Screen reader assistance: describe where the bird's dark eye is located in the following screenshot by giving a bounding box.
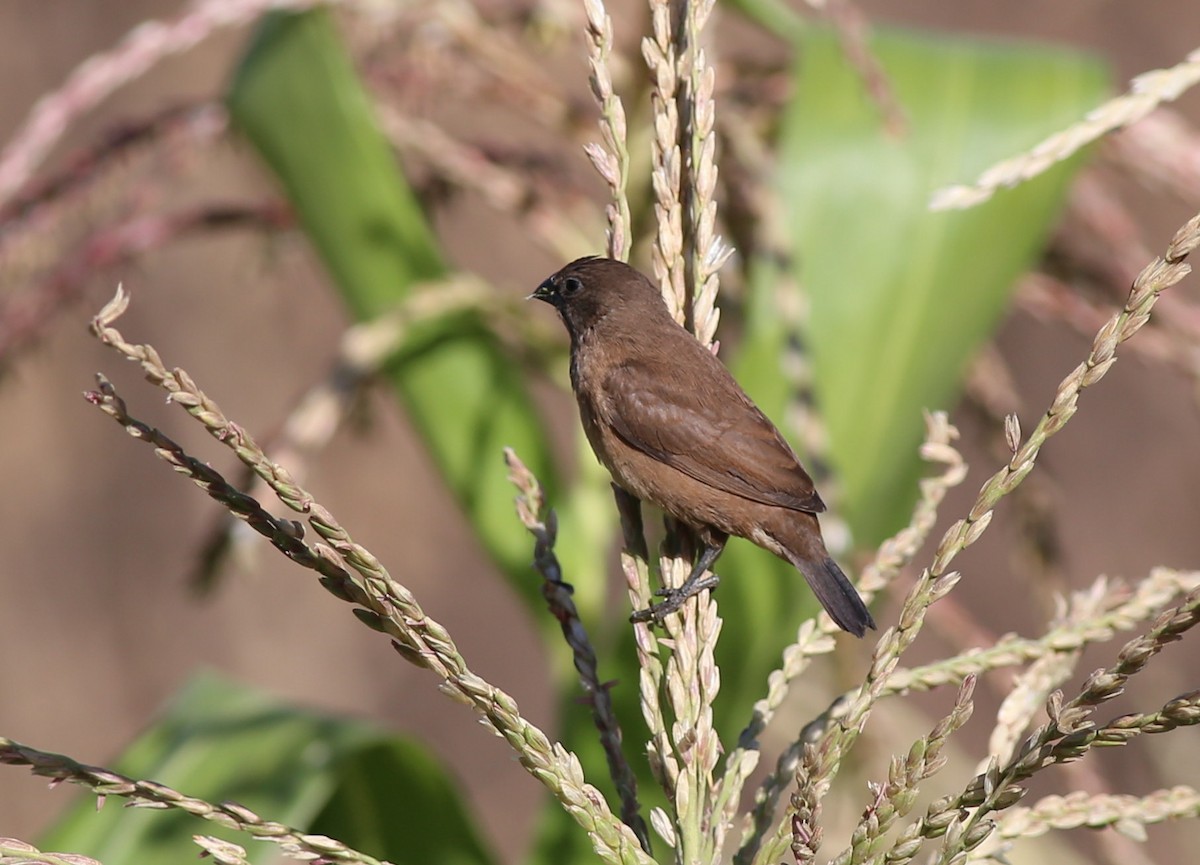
[561,276,584,297]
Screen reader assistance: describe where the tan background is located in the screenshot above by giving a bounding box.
[1,1,1198,863]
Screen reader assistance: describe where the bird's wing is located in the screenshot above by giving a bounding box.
[602,359,826,513]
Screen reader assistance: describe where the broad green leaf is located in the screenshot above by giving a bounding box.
[722,0,807,42]
[226,10,442,305]
[779,29,1109,543]
[39,673,495,865]
[226,10,559,611]
[312,739,498,865]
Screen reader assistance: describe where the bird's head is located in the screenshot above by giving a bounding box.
[531,256,666,339]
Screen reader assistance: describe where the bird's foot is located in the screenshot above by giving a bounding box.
[630,573,720,625]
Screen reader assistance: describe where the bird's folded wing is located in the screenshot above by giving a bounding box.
[602,360,826,513]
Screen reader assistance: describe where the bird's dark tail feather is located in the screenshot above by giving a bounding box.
[795,556,875,638]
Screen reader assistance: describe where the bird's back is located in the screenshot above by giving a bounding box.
[583,290,826,516]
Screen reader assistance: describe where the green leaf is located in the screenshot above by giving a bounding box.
[722,0,807,42]
[313,740,498,865]
[39,673,496,865]
[226,10,443,305]
[226,10,559,611]
[778,28,1109,543]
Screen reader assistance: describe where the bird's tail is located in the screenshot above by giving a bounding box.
[762,511,876,637]
[791,554,876,638]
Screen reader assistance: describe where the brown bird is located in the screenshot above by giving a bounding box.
[532,256,875,637]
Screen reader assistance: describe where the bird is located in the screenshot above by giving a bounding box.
[531,256,875,637]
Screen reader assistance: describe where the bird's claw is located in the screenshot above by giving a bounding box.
[630,574,720,625]
[629,604,668,626]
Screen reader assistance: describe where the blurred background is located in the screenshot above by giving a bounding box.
[1,1,1198,863]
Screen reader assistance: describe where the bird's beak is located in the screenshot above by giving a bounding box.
[529,281,555,303]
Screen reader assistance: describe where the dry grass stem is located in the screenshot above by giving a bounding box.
[0,202,290,366]
[192,835,253,865]
[0,739,384,865]
[0,102,220,233]
[598,0,686,815]
[747,566,1200,857]
[612,487,678,805]
[378,107,591,261]
[831,676,976,865]
[986,786,1200,851]
[84,290,653,865]
[583,0,632,260]
[0,0,343,212]
[0,837,104,865]
[746,209,1200,865]
[932,46,1200,210]
[681,0,726,345]
[644,0,686,321]
[1051,759,1163,865]
[881,569,1200,700]
[728,412,965,865]
[923,591,1200,865]
[0,103,227,370]
[984,578,1127,768]
[0,840,103,865]
[602,1,681,805]
[657,544,723,864]
[613,2,730,860]
[505,449,652,854]
[1039,171,1200,387]
[824,0,906,136]
[1106,108,1200,203]
[1022,273,1200,397]
[434,0,568,126]
[915,207,1198,591]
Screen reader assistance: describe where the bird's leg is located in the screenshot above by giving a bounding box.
[630,537,725,625]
